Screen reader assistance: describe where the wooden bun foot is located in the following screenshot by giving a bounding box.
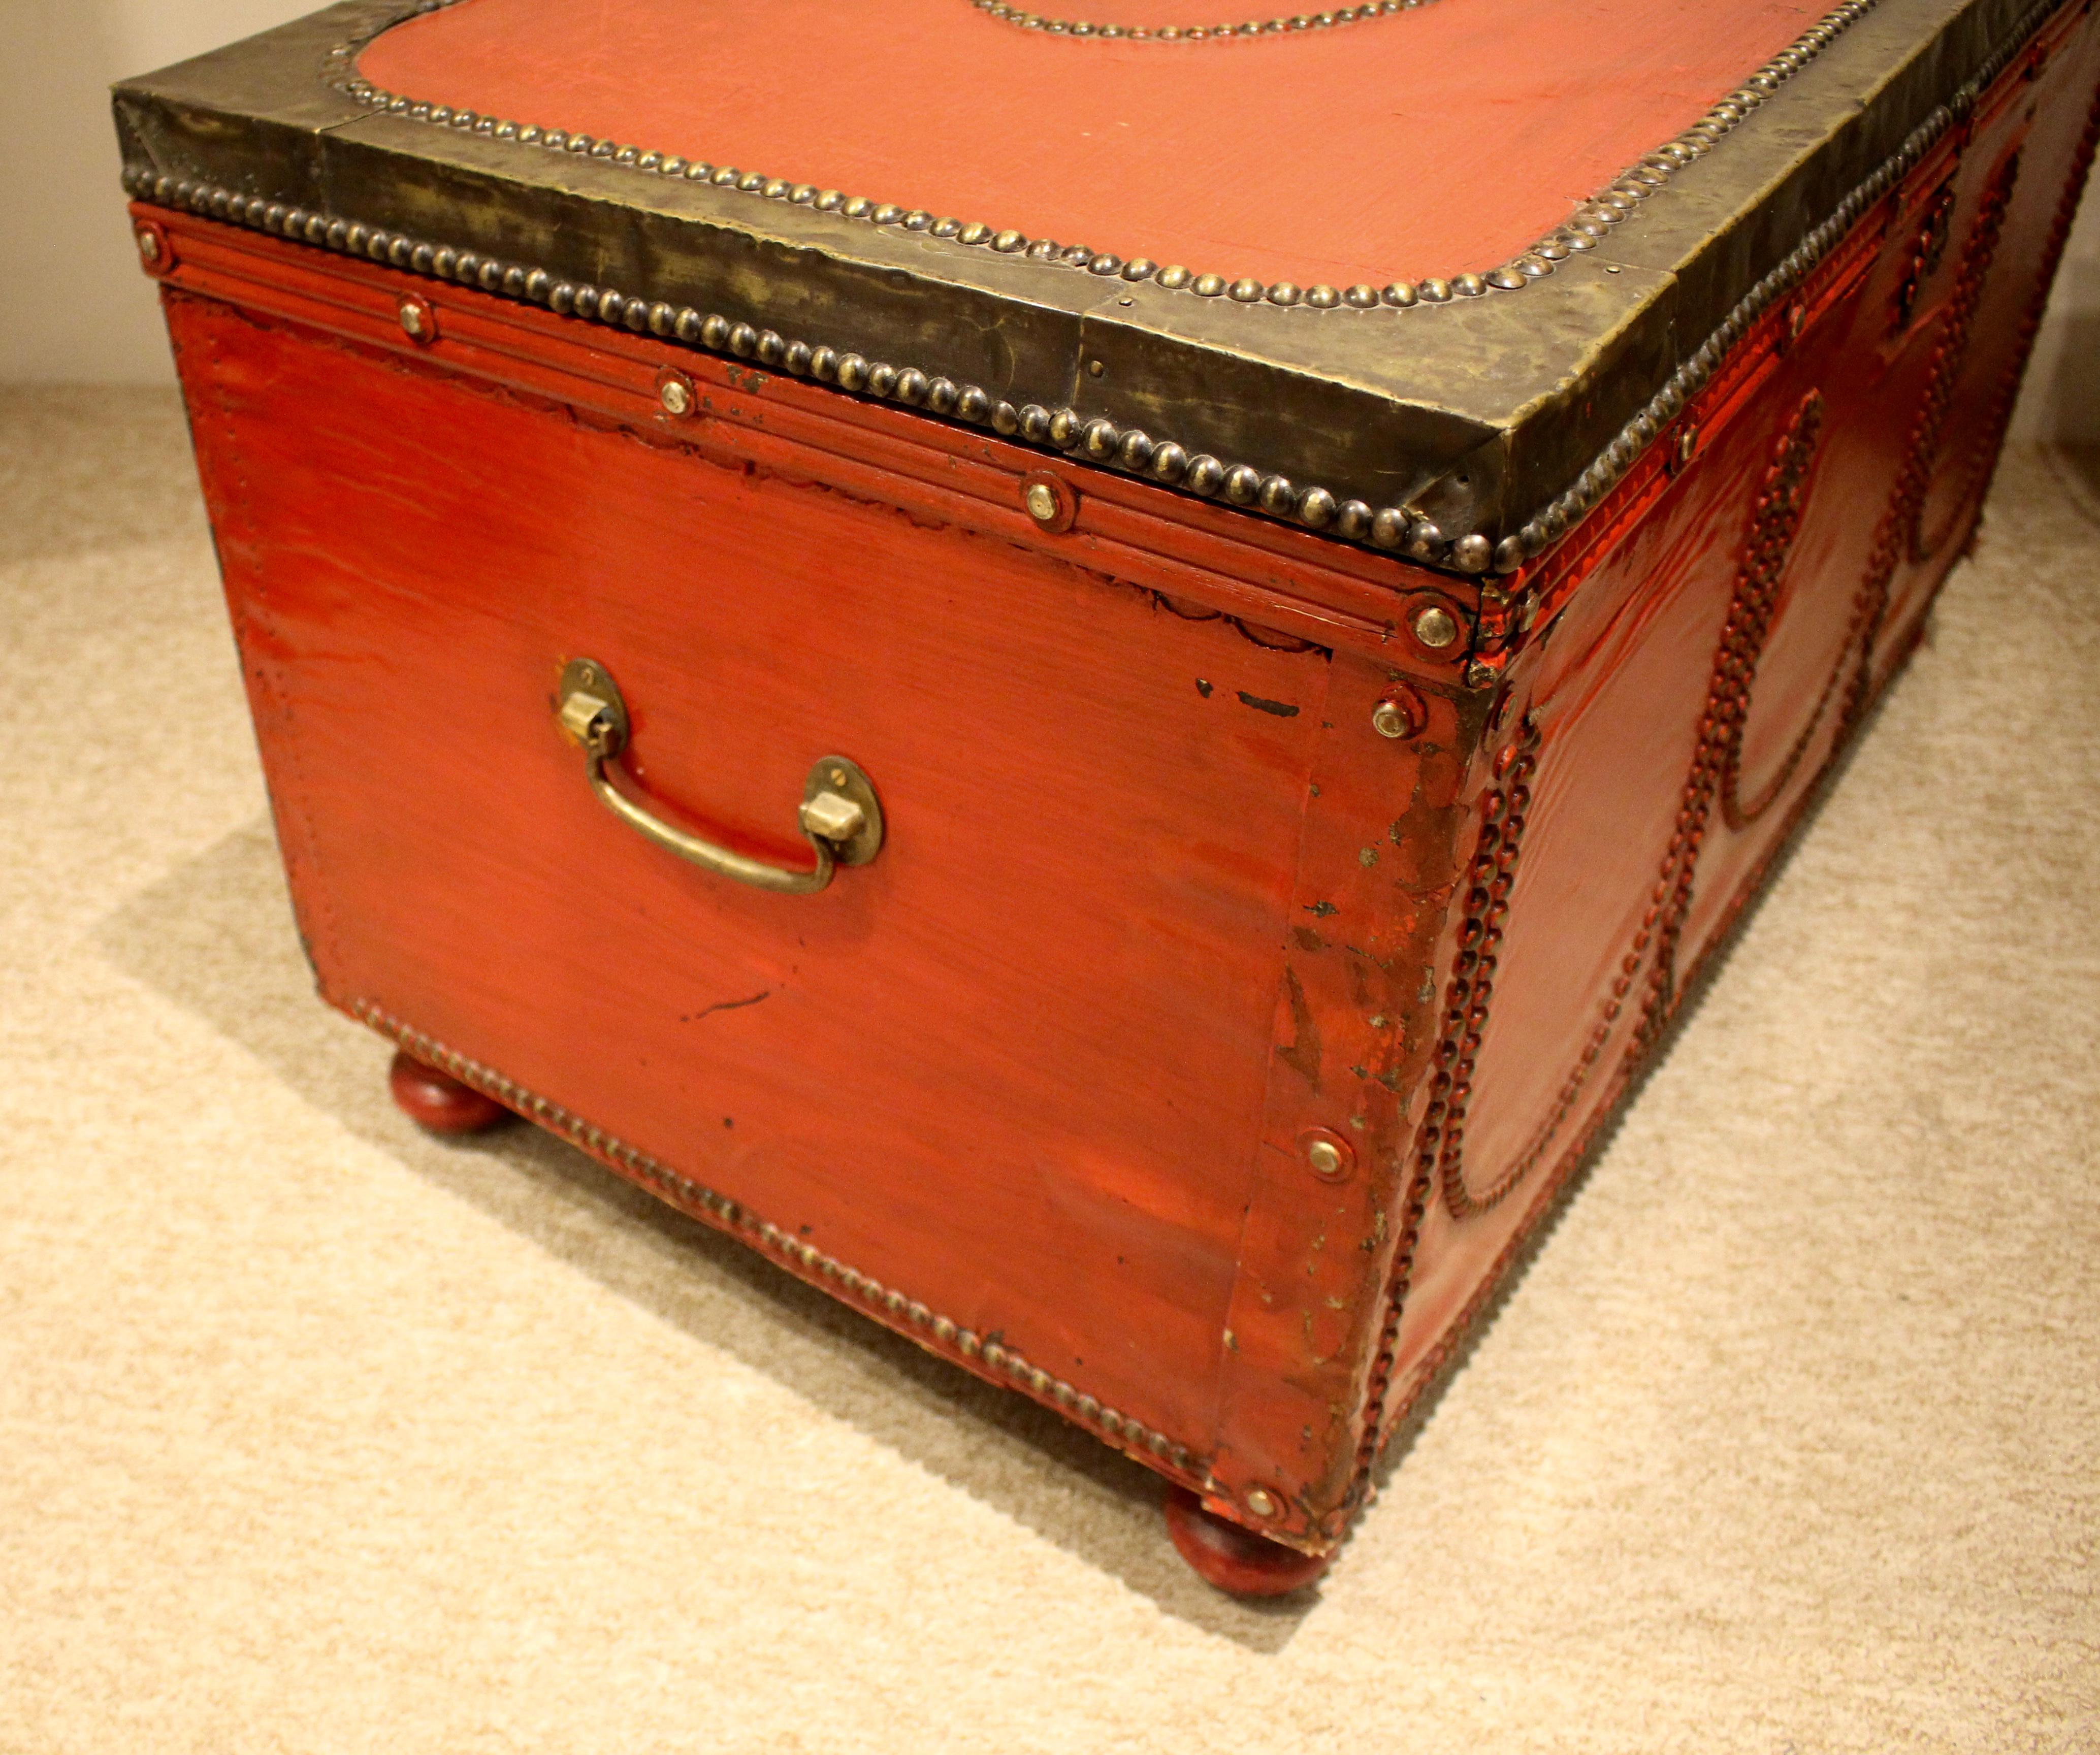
[1165,1487,1331,1597]
[387,1050,509,1134]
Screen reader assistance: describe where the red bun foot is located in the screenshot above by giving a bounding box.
[387,1050,510,1134]
[1165,1487,1331,1597]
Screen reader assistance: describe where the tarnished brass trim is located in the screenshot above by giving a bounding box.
[969,0,1437,44]
[1502,0,2072,572]
[347,999,1209,1485]
[326,0,1886,310]
[555,657,884,895]
[121,168,1480,570]
[122,0,2078,580]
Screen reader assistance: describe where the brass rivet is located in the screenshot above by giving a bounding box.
[660,378,692,416]
[1245,1488,1279,1519]
[1303,1130,1354,1182]
[1412,605,1460,649]
[135,229,160,263]
[1025,481,1059,524]
[829,767,847,787]
[1465,660,1497,690]
[397,299,427,339]
[1370,687,1426,741]
[1087,359,1105,377]
[1677,426,1699,467]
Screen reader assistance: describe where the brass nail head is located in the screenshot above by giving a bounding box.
[136,229,160,263]
[1245,1488,1279,1519]
[1465,660,1497,690]
[1025,481,1059,524]
[1412,605,1460,649]
[1370,686,1426,741]
[1302,1130,1355,1182]
[659,378,692,416]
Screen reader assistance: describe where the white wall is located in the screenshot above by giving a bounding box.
[1,0,2096,437]
[1,0,315,384]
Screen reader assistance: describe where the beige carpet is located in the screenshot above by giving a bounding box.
[3,386,2095,1753]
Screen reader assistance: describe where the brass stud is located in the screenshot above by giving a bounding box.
[396,296,435,343]
[659,377,692,416]
[1412,605,1461,649]
[1371,686,1426,740]
[1302,1131,1354,1181]
[1025,481,1058,524]
[135,228,160,264]
[240,0,1910,608]
[1245,1488,1279,1519]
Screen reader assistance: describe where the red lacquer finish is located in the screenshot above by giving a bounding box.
[1164,1488,1332,1597]
[359,0,1825,287]
[389,1050,511,1133]
[1367,8,2100,1474]
[137,0,2100,1594]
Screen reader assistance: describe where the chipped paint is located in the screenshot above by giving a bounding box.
[1237,690,1301,718]
[1277,964,1322,1088]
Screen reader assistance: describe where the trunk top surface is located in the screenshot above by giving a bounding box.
[357,0,1819,291]
[113,0,2088,578]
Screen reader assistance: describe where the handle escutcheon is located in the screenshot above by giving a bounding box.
[555,657,883,895]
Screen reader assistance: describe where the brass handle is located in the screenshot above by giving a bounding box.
[555,658,884,896]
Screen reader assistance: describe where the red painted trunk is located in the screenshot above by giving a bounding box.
[118,0,2100,1579]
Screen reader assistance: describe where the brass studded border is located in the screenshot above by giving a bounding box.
[126,0,2073,577]
[969,0,1435,44]
[1420,388,1833,1240]
[1347,67,2099,1521]
[1507,0,2073,576]
[1925,83,2100,563]
[331,0,1885,312]
[1907,152,2024,564]
[119,162,1498,573]
[1719,391,1834,832]
[349,1000,1209,1479]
